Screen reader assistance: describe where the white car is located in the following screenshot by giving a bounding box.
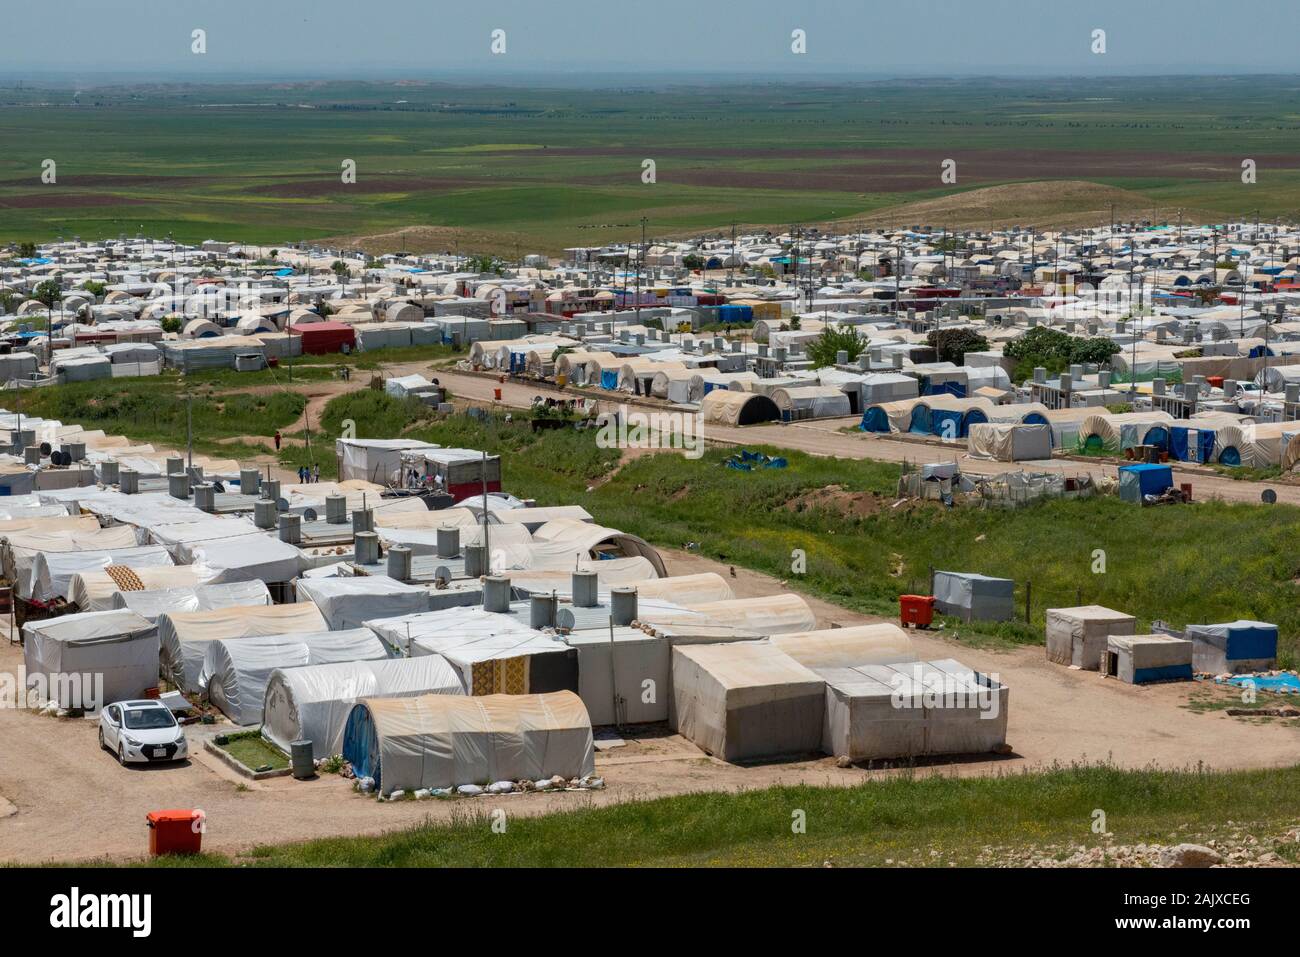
[99,700,189,765]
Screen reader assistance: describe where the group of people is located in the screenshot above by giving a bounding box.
[297,464,321,484]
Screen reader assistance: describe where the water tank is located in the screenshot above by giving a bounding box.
[240,469,261,496]
[254,499,277,529]
[483,575,511,613]
[261,478,281,503]
[193,483,215,512]
[530,594,557,630]
[610,586,638,626]
[354,530,380,565]
[464,543,486,578]
[278,513,302,545]
[387,545,412,582]
[120,469,139,494]
[290,740,315,780]
[352,508,374,535]
[99,460,120,485]
[325,494,347,524]
[166,456,183,476]
[571,570,598,608]
[436,525,460,559]
[23,446,40,465]
[168,472,190,500]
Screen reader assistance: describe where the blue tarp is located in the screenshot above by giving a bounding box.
[1214,672,1299,693]
[861,407,890,432]
[1189,621,1279,661]
[1118,463,1173,499]
[1169,426,1215,463]
[600,369,619,390]
[341,704,378,786]
[1132,664,1194,684]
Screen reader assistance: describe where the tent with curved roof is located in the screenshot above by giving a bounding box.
[1076,410,1175,454]
[629,572,734,605]
[158,602,328,693]
[112,579,269,622]
[263,656,464,759]
[342,691,594,795]
[555,351,618,386]
[699,389,780,426]
[770,624,917,669]
[1211,421,1289,468]
[71,564,215,613]
[770,385,852,420]
[531,518,667,577]
[294,575,431,631]
[636,593,816,635]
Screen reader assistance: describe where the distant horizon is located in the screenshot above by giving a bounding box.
[3,69,1300,90]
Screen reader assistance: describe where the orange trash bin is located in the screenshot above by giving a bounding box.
[147,809,204,856]
[899,594,936,629]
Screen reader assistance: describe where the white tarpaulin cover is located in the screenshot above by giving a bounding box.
[770,624,916,669]
[263,656,464,759]
[643,594,817,635]
[966,423,1052,462]
[29,545,174,602]
[671,640,825,762]
[1045,605,1136,670]
[815,658,1008,761]
[23,609,158,709]
[932,571,1016,622]
[563,627,670,725]
[294,576,431,631]
[112,580,270,621]
[342,691,596,793]
[198,628,389,725]
[187,533,304,584]
[365,607,577,696]
[159,602,328,692]
[5,524,143,598]
[71,564,216,612]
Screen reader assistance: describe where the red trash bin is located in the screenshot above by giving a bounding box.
[147,809,204,856]
[899,594,936,629]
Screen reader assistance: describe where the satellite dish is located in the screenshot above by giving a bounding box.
[1261,488,1277,504]
[50,450,64,466]
[555,608,576,631]
[212,481,225,494]
[276,497,290,513]
[302,507,318,522]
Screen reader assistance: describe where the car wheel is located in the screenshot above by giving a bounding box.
[117,743,127,766]
[98,728,106,751]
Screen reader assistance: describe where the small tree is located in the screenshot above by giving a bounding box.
[81,280,106,299]
[928,327,989,365]
[806,326,867,369]
[33,279,62,309]
[17,242,37,258]
[161,315,183,334]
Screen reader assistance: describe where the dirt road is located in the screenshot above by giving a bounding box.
[2,547,1296,864]
[431,368,1300,506]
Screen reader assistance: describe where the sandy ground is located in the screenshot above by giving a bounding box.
[1,545,1297,864]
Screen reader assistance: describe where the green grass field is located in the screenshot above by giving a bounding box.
[4,76,1300,253]
[138,763,1300,867]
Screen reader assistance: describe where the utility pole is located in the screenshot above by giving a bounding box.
[186,391,193,469]
[636,216,647,329]
[729,220,737,288]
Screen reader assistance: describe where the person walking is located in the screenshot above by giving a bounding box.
[274,430,282,451]
[298,465,307,484]
[312,463,321,484]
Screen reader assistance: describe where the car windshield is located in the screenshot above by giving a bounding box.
[123,708,176,730]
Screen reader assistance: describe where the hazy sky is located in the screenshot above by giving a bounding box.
[4,0,1296,80]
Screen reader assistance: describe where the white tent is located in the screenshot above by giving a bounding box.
[28,545,173,602]
[263,656,464,759]
[23,609,158,709]
[112,579,270,621]
[198,628,389,726]
[366,607,578,695]
[1046,605,1136,670]
[187,533,304,584]
[967,422,1052,461]
[158,602,328,692]
[4,524,143,598]
[814,658,1008,761]
[71,564,216,612]
[342,691,595,794]
[671,640,825,762]
[294,575,431,631]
